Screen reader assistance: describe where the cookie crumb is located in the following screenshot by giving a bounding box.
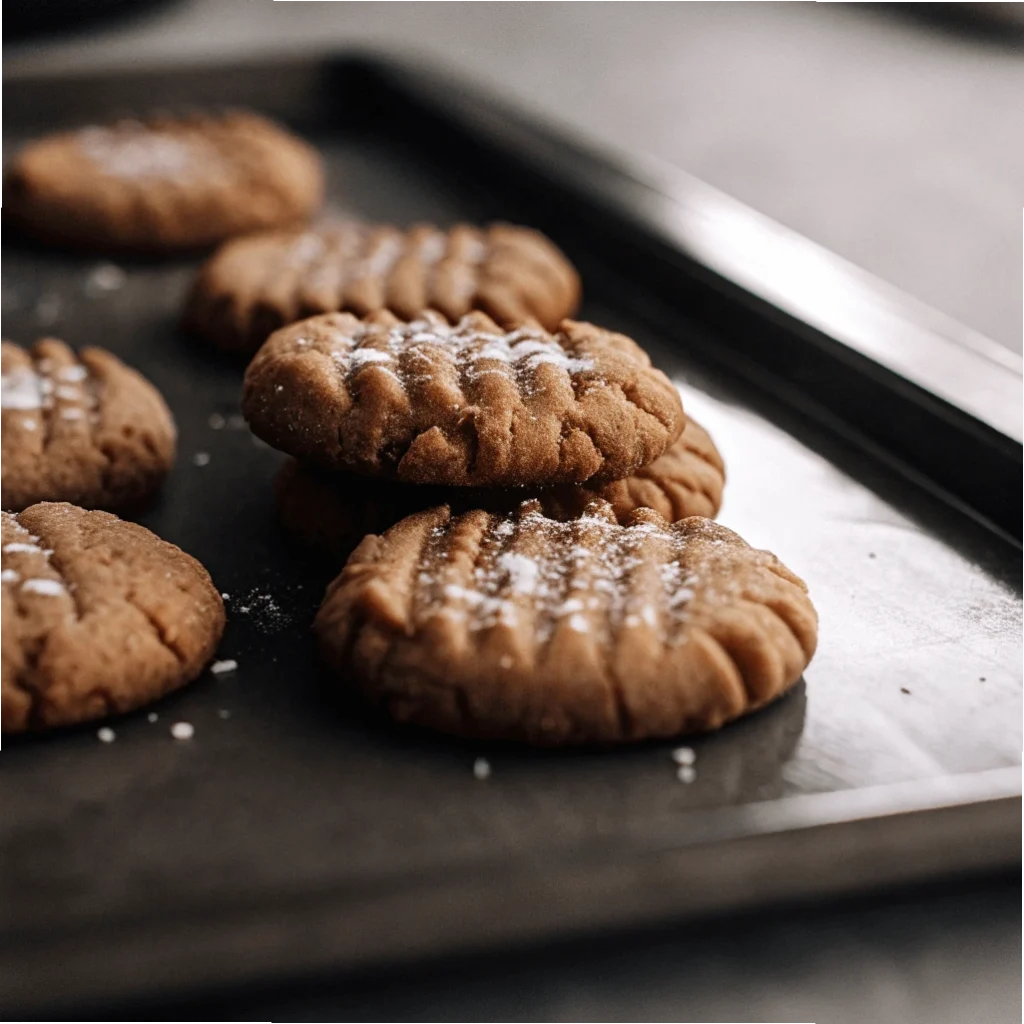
[217,708,231,719]
[671,746,696,766]
[472,757,492,780]
[676,764,697,784]
[170,721,194,741]
[210,659,238,675]
[900,687,911,695]
[208,412,226,430]
[84,262,126,297]
[192,452,211,467]
[97,726,116,743]
[221,592,230,601]
[147,712,158,723]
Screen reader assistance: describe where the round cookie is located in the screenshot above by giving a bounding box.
[3,111,323,253]
[2,502,225,732]
[275,418,725,561]
[2,339,176,513]
[243,310,684,488]
[314,500,817,746]
[184,221,581,354]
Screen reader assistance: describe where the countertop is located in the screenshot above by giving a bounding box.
[4,3,1021,1022]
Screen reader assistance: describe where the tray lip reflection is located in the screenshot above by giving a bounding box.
[1,48,1020,1014]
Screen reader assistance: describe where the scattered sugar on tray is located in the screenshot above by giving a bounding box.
[147,712,159,723]
[83,263,126,297]
[676,765,697,784]
[472,757,492,781]
[231,587,293,633]
[97,727,116,743]
[192,452,211,467]
[217,709,232,720]
[671,746,696,766]
[208,412,226,430]
[227,413,246,430]
[170,721,194,741]
[210,659,238,675]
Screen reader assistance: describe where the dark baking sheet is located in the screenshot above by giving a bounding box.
[1,54,1021,1015]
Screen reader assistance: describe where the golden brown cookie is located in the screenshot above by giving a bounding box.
[315,500,817,746]
[3,111,323,253]
[2,339,176,513]
[275,418,725,561]
[2,502,225,732]
[243,310,684,488]
[184,221,581,354]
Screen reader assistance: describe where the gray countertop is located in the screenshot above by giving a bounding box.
[4,3,1021,1022]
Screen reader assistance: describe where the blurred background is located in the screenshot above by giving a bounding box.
[5,1,1023,354]
[4,3,1021,1022]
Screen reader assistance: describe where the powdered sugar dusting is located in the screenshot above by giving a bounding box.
[77,125,198,180]
[329,312,597,395]
[420,501,697,644]
[21,578,66,597]
[1,354,96,423]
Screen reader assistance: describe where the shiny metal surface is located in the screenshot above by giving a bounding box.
[0,54,1020,1014]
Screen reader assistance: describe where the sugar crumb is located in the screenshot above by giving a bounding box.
[676,765,697,784]
[472,757,492,780]
[192,452,211,467]
[210,659,238,675]
[671,746,696,766]
[97,726,116,743]
[170,721,194,741]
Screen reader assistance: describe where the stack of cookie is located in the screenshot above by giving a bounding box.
[231,255,815,745]
[181,217,726,563]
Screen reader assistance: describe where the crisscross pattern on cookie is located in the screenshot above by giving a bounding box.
[315,501,818,745]
[185,221,581,352]
[1,339,176,512]
[2,503,224,732]
[243,310,684,487]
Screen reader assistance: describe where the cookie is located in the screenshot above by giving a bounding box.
[2,502,225,732]
[3,111,323,252]
[184,221,581,354]
[275,418,725,561]
[314,501,817,746]
[243,310,684,488]
[2,339,176,512]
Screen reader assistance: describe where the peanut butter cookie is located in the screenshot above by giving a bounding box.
[315,500,817,745]
[243,310,684,488]
[2,502,225,732]
[2,339,176,512]
[3,111,323,252]
[185,221,580,353]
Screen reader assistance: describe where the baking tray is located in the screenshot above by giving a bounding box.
[1,52,1020,1015]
